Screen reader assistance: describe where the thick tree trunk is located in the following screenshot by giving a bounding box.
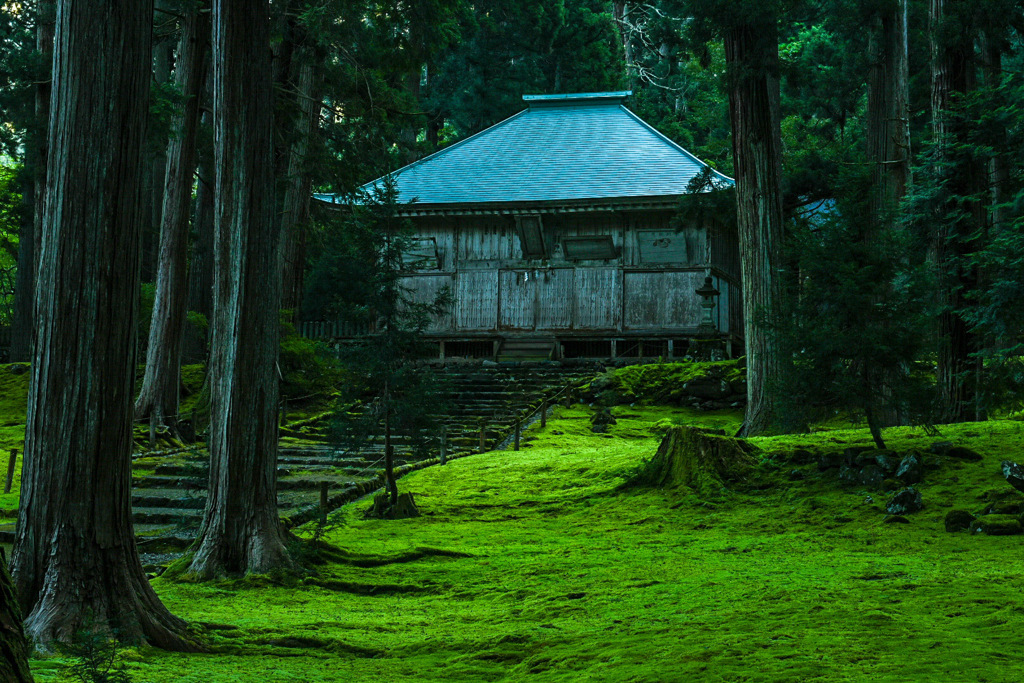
[724,21,786,437]
[930,0,979,423]
[136,4,211,425]
[187,0,292,578]
[10,0,195,650]
[0,551,33,682]
[9,4,55,363]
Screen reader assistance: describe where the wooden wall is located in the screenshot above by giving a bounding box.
[399,209,741,337]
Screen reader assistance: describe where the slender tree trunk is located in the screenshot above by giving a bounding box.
[10,0,196,650]
[384,407,397,506]
[0,551,33,682]
[725,21,785,437]
[187,0,292,578]
[183,106,215,364]
[867,0,911,214]
[612,2,635,90]
[9,4,55,362]
[142,0,176,283]
[930,0,979,423]
[867,0,911,426]
[136,3,211,425]
[279,57,320,317]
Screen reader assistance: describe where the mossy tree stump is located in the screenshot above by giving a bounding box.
[626,426,758,496]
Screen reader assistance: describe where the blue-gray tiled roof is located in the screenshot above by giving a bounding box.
[315,92,732,207]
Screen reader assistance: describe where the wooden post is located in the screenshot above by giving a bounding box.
[319,481,329,523]
[514,418,521,451]
[478,428,487,453]
[541,399,547,428]
[668,339,675,358]
[4,449,18,494]
[439,340,445,361]
[440,425,447,465]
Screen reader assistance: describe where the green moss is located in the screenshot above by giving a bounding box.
[588,360,744,405]
[27,406,1012,682]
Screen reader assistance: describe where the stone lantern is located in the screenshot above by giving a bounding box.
[695,275,720,337]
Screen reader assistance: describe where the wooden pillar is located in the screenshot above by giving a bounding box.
[439,340,445,361]
[478,428,487,453]
[611,339,617,358]
[668,339,674,358]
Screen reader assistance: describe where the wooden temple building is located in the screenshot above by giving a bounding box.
[313,91,740,360]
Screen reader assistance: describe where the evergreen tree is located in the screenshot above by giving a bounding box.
[328,178,451,516]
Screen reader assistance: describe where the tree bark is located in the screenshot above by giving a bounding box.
[187,0,292,578]
[10,0,196,650]
[929,0,979,423]
[279,56,320,317]
[142,0,177,283]
[866,0,911,427]
[0,551,33,682]
[9,4,55,363]
[867,0,911,216]
[725,21,786,437]
[136,3,211,425]
[612,2,635,90]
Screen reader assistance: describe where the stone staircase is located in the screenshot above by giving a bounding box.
[125,361,600,566]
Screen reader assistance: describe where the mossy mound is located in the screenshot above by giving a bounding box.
[625,425,757,496]
[585,360,744,406]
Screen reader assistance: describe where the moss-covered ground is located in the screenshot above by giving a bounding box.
[26,405,1024,682]
[5,361,1024,680]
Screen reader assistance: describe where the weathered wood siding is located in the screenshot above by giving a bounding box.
[623,271,704,329]
[576,267,621,329]
[455,270,497,330]
[399,274,453,332]
[394,208,741,337]
[536,268,574,329]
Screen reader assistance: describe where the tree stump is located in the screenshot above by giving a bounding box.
[365,491,421,520]
[625,425,758,496]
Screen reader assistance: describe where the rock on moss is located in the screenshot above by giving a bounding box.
[886,487,923,515]
[1002,460,1024,494]
[944,509,976,532]
[969,514,1022,536]
[895,453,923,484]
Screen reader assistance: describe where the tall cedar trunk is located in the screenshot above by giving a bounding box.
[143,0,175,283]
[0,551,33,682]
[183,107,215,364]
[866,0,911,427]
[279,57,320,317]
[930,0,979,422]
[867,0,911,214]
[10,0,195,650]
[136,4,211,424]
[9,5,55,362]
[725,21,786,436]
[187,0,292,577]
